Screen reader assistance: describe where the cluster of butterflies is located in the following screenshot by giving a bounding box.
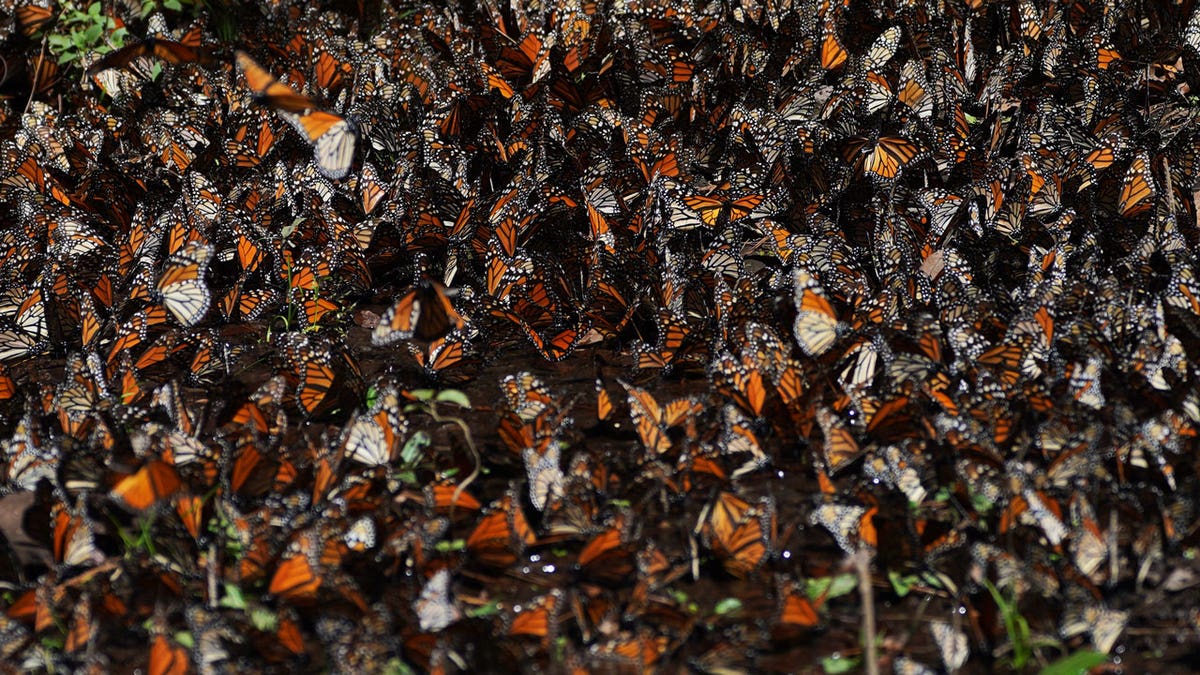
[3,0,1200,670]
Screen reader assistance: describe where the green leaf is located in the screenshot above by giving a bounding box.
[407,388,437,402]
[88,3,102,17]
[365,386,380,410]
[1038,650,1107,675]
[383,659,416,675]
[807,573,858,601]
[434,538,465,553]
[84,24,103,43]
[888,570,915,597]
[400,430,431,465]
[434,389,471,408]
[249,608,278,632]
[821,654,860,674]
[174,631,195,649]
[165,0,183,9]
[713,598,743,616]
[466,600,501,618]
[219,584,247,610]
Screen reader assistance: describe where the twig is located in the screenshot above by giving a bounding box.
[208,541,219,609]
[850,548,880,675]
[427,403,480,512]
[24,35,49,117]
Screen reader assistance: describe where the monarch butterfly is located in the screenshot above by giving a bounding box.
[703,491,774,578]
[410,330,472,381]
[681,193,766,228]
[578,519,637,583]
[621,380,703,456]
[337,515,375,555]
[507,590,562,639]
[371,280,465,345]
[864,26,902,70]
[820,21,848,70]
[111,460,183,511]
[523,442,564,511]
[52,500,100,567]
[636,310,693,370]
[722,406,767,475]
[777,585,821,632]
[63,595,96,654]
[815,406,862,473]
[861,70,894,116]
[1118,152,1155,219]
[596,380,614,422]
[810,502,875,553]
[426,483,482,513]
[792,267,843,357]
[15,4,54,38]
[149,633,190,675]
[710,353,767,417]
[87,38,215,74]
[268,537,323,603]
[897,60,932,118]
[415,569,462,632]
[357,162,387,215]
[521,321,586,362]
[235,51,357,179]
[156,241,211,328]
[1067,356,1104,409]
[466,492,536,568]
[1069,494,1107,582]
[279,334,338,415]
[342,387,407,467]
[917,188,964,244]
[501,371,559,423]
[841,135,921,180]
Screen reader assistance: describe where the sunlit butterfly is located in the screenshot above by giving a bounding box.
[342,387,407,467]
[1118,151,1155,219]
[111,460,183,512]
[792,266,843,357]
[703,491,775,578]
[523,441,564,511]
[840,135,921,180]
[507,590,563,640]
[680,193,766,228]
[235,50,357,179]
[930,621,969,671]
[156,241,212,328]
[415,569,462,632]
[621,380,703,457]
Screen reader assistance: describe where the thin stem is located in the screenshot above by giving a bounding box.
[427,404,480,513]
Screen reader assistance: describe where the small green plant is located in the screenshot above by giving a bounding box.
[45,2,128,66]
[466,600,500,619]
[115,510,161,557]
[1038,649,1108,675]
[821,652,861,674]
[983,579,1034,669]
[403,388,480,505]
